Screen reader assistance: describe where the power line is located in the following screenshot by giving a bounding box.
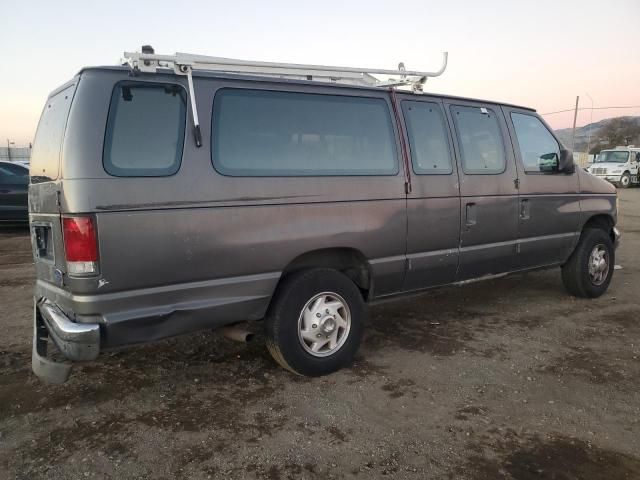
[542,105,640,115]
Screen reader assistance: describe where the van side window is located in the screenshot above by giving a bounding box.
[30,84,75,182]
[451,106,506,174]
[211,89,398,176]
[103,82,187,177]
[511,113,561,173]
[402,101,452,174]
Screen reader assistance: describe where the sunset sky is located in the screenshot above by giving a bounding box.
[1,0,639,145]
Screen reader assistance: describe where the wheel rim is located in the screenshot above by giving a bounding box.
[621,175,630,186]
[297,292,351,357]
[588,244,609,286]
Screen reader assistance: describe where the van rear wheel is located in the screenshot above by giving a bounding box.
[561,228,614,298]
[265,268,365,376]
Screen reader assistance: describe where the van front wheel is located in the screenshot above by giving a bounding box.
[561,228,614,298]
[265,268,365,376]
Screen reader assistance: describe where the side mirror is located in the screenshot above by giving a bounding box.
[558,149,575,173]
[539,152,559,172]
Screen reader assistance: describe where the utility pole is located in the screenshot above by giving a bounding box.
[585,93,593,157]
[6,139,11,162]
[571,96,579,152]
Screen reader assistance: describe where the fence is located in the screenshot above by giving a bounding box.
[573,152,595,168]
[0,146,31,162]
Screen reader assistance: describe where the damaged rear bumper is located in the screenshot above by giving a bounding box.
[32,299,100,384]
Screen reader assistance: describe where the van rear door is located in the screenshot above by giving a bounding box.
[29,80,78,287]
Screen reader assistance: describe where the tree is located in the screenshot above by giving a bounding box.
[590,118,640,153]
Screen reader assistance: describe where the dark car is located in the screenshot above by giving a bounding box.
[0,161,29,223]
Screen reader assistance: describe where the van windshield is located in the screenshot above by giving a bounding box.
[595,151,629,163]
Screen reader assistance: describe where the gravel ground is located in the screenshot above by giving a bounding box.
[1,189,639,480]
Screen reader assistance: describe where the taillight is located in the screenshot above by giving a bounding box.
[62,216,99,275]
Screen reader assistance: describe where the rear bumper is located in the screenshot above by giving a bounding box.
[32,299,100,384]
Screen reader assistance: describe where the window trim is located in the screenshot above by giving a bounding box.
[510,111,564,176]
[210,87,400,178]
[450,104,507,176]
[401,100,453,176]
[102,80,188,178]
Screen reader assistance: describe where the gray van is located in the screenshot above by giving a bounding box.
[29,49,620,383]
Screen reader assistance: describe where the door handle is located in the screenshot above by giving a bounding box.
[465,202,477,227]
[520,199,530,220]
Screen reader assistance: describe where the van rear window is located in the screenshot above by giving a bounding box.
[103,82,186,177]
[211,89,398,176]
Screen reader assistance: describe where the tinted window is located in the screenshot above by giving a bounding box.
[31,84,75,181]
[402,101,452,174]
[0,163,28,176]
[451,106,506,174]
[0,163,28,185]
[104,83,186,177]
[212,89,398,176]
[511,113,561,173]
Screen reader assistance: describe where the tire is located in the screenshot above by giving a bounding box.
[265,268,365,376]
[619,172,631,188]
[561,228,614,298]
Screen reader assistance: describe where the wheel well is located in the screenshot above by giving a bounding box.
[281,248,372,300]
[583,214,615,242]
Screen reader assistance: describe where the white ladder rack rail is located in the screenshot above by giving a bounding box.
[122,49,448,147]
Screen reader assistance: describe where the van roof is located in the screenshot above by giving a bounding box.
[78,65,537,113]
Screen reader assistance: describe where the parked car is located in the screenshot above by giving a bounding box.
[0,161,29,223]
[29,50,620,384]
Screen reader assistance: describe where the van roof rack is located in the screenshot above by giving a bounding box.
[121,46,448,148]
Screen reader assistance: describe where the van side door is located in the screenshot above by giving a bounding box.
[444,100,520,280]
[398,95,461,291]
[504,108,581,268]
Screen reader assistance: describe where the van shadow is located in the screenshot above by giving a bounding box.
[364,269,568,357]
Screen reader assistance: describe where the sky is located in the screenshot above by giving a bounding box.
[1,0,639,145]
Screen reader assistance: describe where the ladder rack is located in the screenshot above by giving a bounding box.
[121,46,448,148]
[122,47,448,90]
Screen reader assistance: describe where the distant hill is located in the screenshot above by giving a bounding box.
[554,116,640,152]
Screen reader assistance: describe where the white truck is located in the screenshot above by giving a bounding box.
[587,146,640,188]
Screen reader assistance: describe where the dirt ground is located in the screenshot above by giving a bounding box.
[1,190,639,480]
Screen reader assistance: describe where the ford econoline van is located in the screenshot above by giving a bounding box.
[29,49,620,383]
